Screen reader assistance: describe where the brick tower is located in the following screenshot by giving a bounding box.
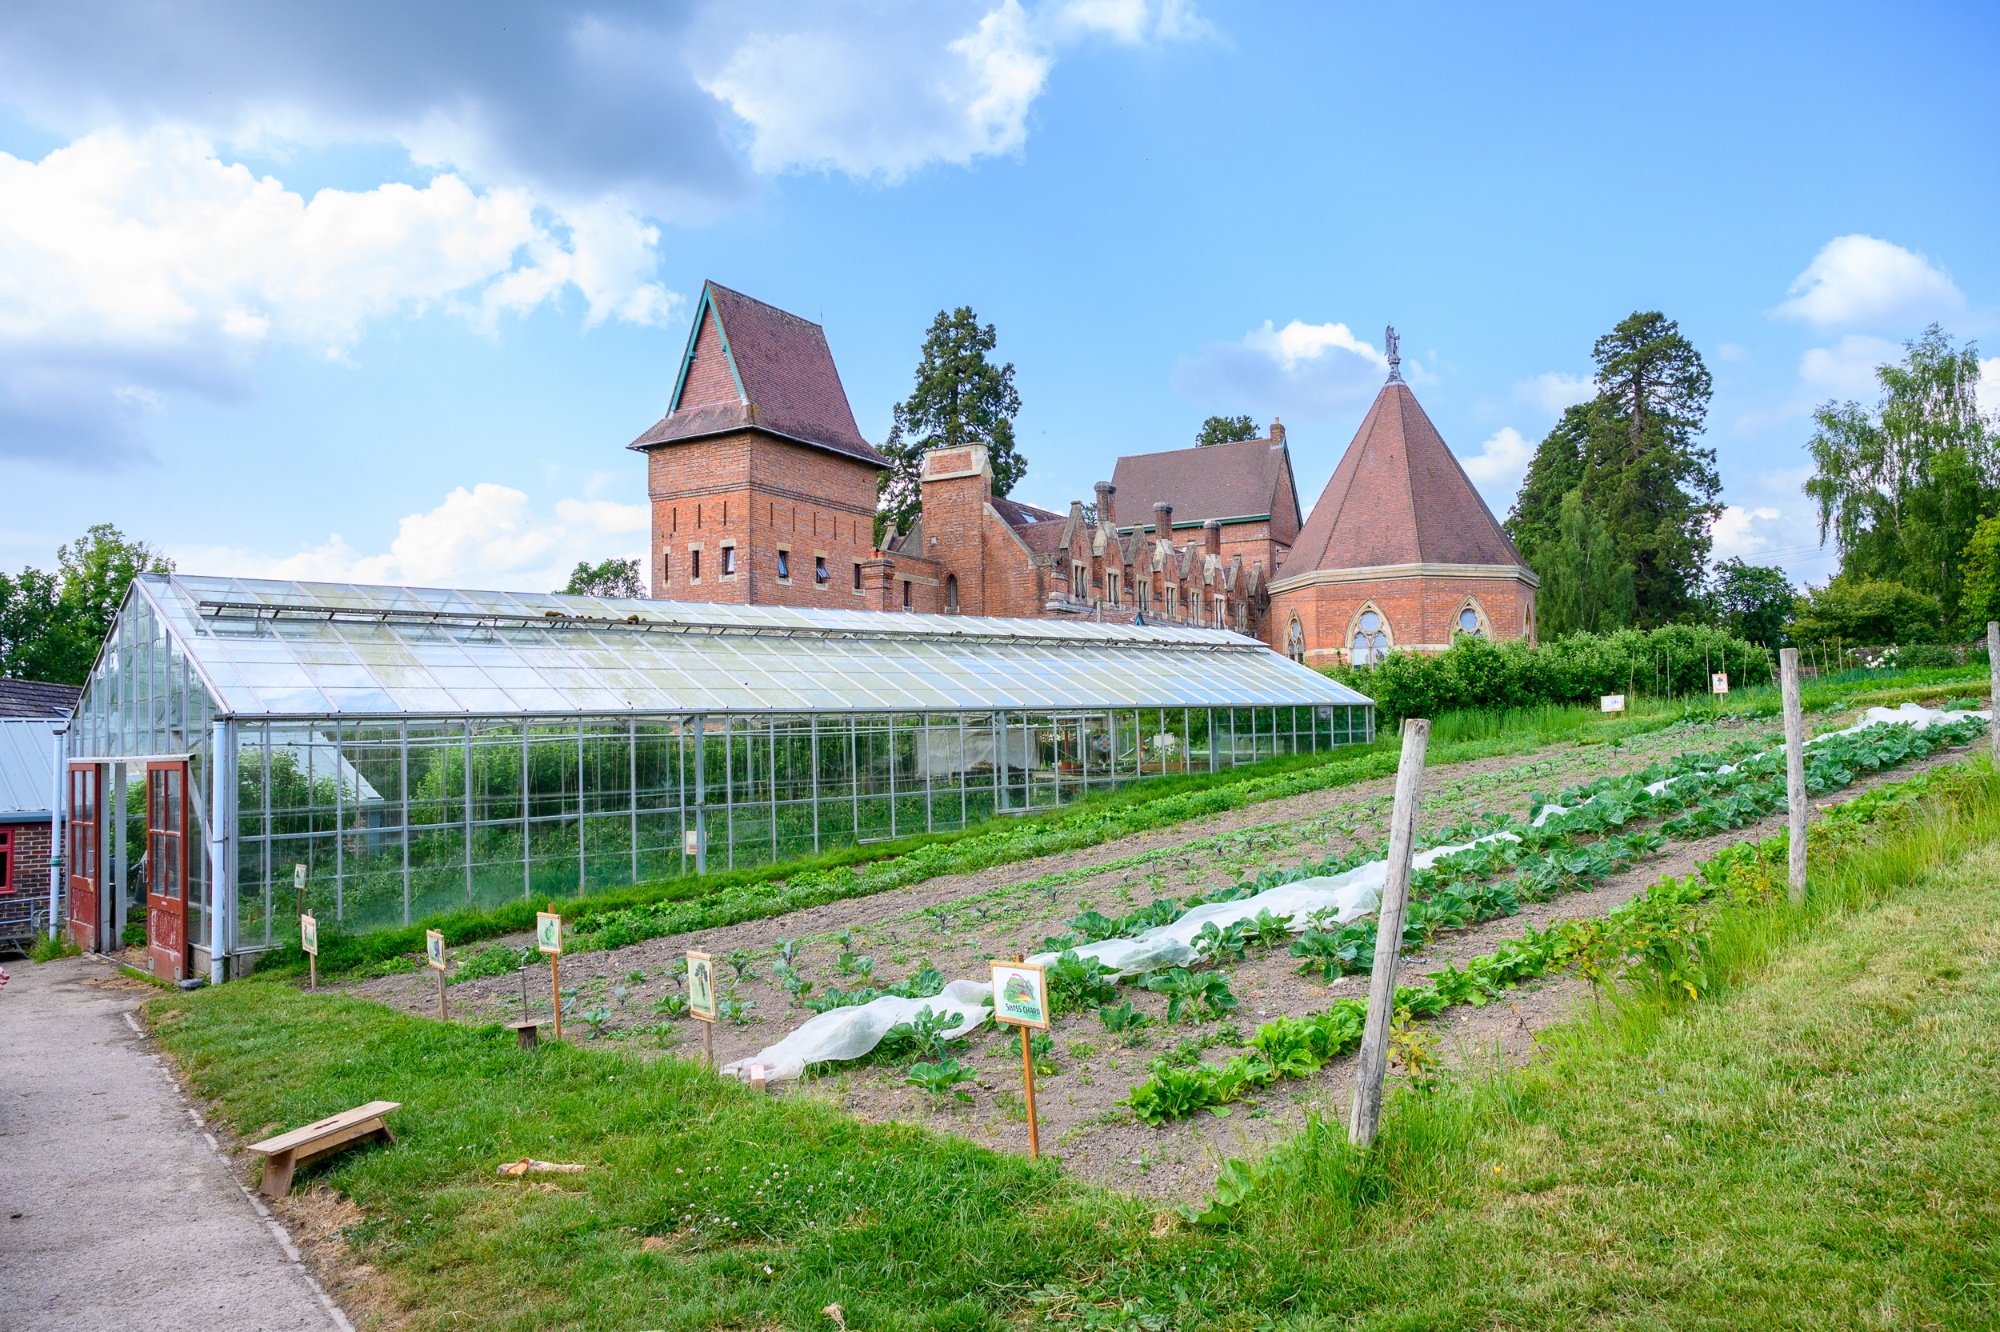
[629,282,888,607]
[1267,333,1538,665]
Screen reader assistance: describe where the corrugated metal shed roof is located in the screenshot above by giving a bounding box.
[131,574,1373,718]
[0,719,57,817]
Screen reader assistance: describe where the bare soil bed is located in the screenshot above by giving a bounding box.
[340,713,1973,1202]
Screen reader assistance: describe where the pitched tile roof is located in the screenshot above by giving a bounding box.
[1109,435,1301,536]
[0,678,79,719]
[990,495,1064,527]
[1282,382,1526,575]
[629,281,887,468]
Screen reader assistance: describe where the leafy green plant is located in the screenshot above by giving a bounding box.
[1098,1002,1152,1036]
[1245,909,1295,948]
[905,1059,977,1101]
[1191,920,1249,964]
[1047,949,1120,1014]
[579,1005,612,1039]
[28,933,80,963]
[1141,968,1237,1023]
[878,1006,965,1063]
[653,990,690,1019]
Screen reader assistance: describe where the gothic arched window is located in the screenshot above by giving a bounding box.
[1350,606,1391,665]
[1286,616,1306,664]
[1456,600,1487,638]
[946,574,959,614]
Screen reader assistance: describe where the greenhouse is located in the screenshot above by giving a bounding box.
[60,575,1373,980]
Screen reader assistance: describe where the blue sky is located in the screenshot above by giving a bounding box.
[0,0,1994,592]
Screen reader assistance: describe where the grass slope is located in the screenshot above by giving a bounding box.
[153,763,2000,1330]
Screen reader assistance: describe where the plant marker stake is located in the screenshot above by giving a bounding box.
[436,969,447,1020]
[547,904,563,1042]
[1988,622,1999,772]
[1015,955,1042,1160]
[1348,716,1430,1150]
[1781,648,1808,905]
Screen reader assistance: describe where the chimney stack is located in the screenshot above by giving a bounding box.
[1152,501,1173,536]
[1094,481,1116,527]
[1203,517,1222,559]
[1269,418,1285,445]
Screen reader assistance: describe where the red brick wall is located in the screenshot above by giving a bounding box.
[1269,575,1536,664]
[648,430,883,609]
[1,820,50,896]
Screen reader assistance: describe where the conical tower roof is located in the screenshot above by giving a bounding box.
[1281,381,1526,577]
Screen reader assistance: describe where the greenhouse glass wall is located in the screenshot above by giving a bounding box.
[63,576,1372,976]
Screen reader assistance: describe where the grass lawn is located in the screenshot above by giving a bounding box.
[151,762,2000,1330]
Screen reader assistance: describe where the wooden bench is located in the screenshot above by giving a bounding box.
[246,1100,400,1197]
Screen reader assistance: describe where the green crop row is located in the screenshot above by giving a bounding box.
[1118,718,1987,1126]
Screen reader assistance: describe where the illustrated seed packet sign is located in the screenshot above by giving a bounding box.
[536,910,563,956]
[293,863,307,893]
[990,961,1050,1030]
[1600,694,1626,714]
[686,951,719,1021]
[426,929,447,971]
[1712,673,1730,695]
[299,913,319,957]
[683,828,701,857]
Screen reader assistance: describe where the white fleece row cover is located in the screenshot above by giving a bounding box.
[724,704,1984,1082]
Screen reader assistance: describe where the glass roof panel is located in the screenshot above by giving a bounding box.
[138,574,1374,718]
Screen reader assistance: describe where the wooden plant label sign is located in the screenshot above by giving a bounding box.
[687,951,719,1021]
[536,911,563,956]
[1712,673,1730,695]
[990,961,1050,1030]
[293,863,307,893]
[299,913,319,957]
[425,929,447,971]
[1600,694,1626,714]
[683,827,701,857]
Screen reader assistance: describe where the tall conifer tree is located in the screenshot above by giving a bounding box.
[876,307,1024,542]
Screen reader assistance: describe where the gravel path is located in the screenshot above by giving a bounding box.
[0,955,350,1332]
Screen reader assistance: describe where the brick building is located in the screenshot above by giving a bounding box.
[633,281,1274,633]
[0,679,77,949]
[1267,350,1538,666]
[630,281,891,609]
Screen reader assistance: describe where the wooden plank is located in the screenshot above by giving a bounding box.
[1348,717,1430,1149]
[247,1100,400,1157]
[1781,647,1807,905]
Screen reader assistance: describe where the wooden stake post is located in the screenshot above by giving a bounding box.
[299,912,318,991]
[1988,622,1999,772]
[687,951,719,1065]
[1780,647,1808,905]
[536,907,564,1041]
[426,929,448,1019]
[991,956,1050,1159]
[1348,717,1431,1150]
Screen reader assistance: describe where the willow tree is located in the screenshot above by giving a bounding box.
[1804,325,1997,627]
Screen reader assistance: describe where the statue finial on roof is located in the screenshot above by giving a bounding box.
[1384,325,1402,384]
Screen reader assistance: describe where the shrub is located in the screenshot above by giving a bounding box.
[1328,624,1774,724]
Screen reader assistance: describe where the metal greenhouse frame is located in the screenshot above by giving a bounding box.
[62,575,1373,981]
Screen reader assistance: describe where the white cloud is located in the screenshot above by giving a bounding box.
[1517,371,1593,415]
[697,0,1207,180]
[1175,319,1392,420]
[1776,235,1964,329]
[1980,357,2000,418]
[178,483,650,592]
[1461,427,1535,487]
[1711,505,1782,560]
[0,128,676,463]
[1797,334,1900,401]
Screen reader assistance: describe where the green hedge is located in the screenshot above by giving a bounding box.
[1330,625,1775,725]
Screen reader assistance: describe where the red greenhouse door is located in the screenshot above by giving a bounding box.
[146,762,190,981]
[67,766,100,951]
